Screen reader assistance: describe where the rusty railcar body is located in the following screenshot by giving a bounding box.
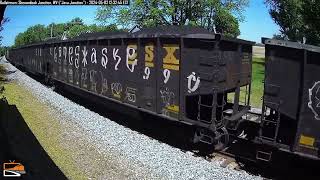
[256,39,320,161]
[7,27,254,149]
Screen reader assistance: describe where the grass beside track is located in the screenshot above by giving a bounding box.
[0,65,85,180]
[250,57,265,108]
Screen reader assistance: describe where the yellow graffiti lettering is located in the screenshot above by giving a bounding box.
[166,105,179,112]
[163,44,179,71]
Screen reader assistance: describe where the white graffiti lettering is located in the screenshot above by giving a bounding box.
[58,46,62,64]
[82,46,88,67]
[63,47,67,63]
[308,81,320,120]
[75,46,80,68]
[187,72,200,93]
[54,47,57,62]
[81,68,88,88]
[100,72,108,95]
[111,82,122,98]
[101,48,108,69]
[68,46,73,65]
[126,47,137,72]
[160,87,175,106]
[125,87,137,103]
[89,70,97,92]
[113,48,121,70]
[91,48,97,63]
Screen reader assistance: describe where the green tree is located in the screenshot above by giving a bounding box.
[0,46,9,56]
[68,24,89,38]
[14,24,49,46]
[266,0,320,45]
[13,17,119,47]
[95,0,249,37]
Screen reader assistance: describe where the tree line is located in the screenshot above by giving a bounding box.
[13,17,118,47]
[0,0,319,54]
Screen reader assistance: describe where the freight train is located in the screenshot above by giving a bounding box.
[6,26,320,162]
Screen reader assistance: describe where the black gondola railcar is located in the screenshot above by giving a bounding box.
[7,26,254,150]
[256,39,320,161]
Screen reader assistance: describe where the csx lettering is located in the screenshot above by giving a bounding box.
[145,44,154,67]
[163,44,179,71]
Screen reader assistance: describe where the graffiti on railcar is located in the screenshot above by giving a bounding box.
[68,69,73,83]
[46,43,205,115]
[160,87,179,116]
[160,44,180,117]
[81,46,88,67]
[74,69,80,86]
[112,48,121,70]
[187,72,200,93]
[308,81,320,120]
[50,44,160,78]
[74,46,80,69]
[160,87,175,106]
[111,82,122,99]
[100,72,108,95]
[89,70,98,92]
[126,44,138,72]
[81,68,88,89]
[63,46,68,80]
[125,87,137,103]
[101,47,108,69]
[68,47,73,65]
[91,48,97,64]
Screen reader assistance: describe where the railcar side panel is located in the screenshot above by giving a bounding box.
[295,49,320,157]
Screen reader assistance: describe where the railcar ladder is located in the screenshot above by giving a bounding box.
[197,88,225,130]
[259,101,281,143]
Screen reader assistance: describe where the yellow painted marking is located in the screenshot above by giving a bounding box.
[299,135,315,146]
[127,44,137,60]
[127,60,136,65]
[163,64,179,71]
[113,94,121,98]
[163,44,179,71]
[145,62,154,67]
[166,105,179,112]
[145,44,154,62]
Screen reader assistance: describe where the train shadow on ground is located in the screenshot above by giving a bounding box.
[0,97,67,179]
[24,72,320,179]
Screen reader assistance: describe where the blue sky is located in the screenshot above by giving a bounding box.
[1,1,279,46]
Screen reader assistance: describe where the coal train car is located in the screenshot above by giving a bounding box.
[7,26,254,150]
[6,26,320,162]
[255,39,320,161]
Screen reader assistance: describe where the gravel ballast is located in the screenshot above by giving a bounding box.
[3,58,261,180]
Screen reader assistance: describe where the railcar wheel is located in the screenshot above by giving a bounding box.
[192,127,229,151]
[213,127,229,151]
